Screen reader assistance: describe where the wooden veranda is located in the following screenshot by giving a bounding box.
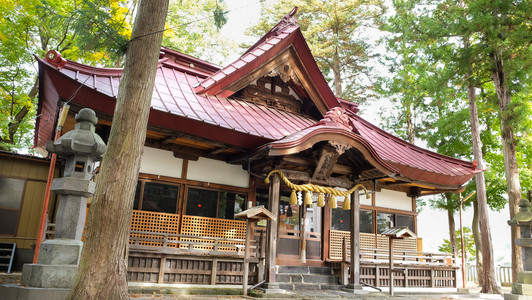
[124,210,457,287]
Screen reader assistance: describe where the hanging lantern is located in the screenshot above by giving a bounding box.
[328,194,337,209]
[317,193,325,207]
[342,195,350,210]
[304,191,313,206]
[290,190,297,205]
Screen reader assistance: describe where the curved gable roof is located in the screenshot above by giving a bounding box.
[34,9,479,190]
[193,7,340,114]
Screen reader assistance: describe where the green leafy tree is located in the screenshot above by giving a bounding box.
[379,0,532,290]
[439,227,476,262]
[0,0,132,152]
[247,0,385,103]
[163,0,232,65]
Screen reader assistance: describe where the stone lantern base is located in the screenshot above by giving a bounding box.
[505,271,532,300]
[21,239,82,289]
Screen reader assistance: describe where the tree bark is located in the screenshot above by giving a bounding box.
[66,1,168,299]
[332,49,342,97]
[491,54,523,283]
[446,194,458,260]
[468,84,501,293]
[472,200,483,286]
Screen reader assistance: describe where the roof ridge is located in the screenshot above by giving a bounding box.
[243,6,299,56]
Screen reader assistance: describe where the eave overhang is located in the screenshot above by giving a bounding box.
[256,124,398,179]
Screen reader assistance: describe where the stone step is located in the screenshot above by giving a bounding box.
[277,266,333,275]
[279,282,344,291]
[276,273,339,285]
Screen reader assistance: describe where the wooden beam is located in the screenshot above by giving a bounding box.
[312,144,340,181]
[280,169,354,189]
[281,155,354,175]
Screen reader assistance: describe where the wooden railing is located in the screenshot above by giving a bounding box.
[333,236,457,288]
[329,230,418,260]
[467,263,512,287]
[129,231,259,256]
[127,211,266,285]
[127,230,266,285]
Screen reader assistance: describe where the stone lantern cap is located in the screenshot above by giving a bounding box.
[46,108,106,159]
[508,198,532,227]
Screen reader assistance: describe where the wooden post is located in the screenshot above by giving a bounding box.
[211,258,218,285]
[389,238,394,296]
[349,189,361,287]
[242,219,252,296]
[340,237,349,285]
[266,173,280,283]
[300,204,306,263]
[158,255,166,283]
[258,230,265,283]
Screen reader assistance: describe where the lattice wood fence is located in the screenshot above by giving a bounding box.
[129,210,248,252]
[129,210,180,247]
[180,215,246,251]
[329,230,417,260]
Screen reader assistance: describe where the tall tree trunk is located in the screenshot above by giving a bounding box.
[472,200,483,286]
[468,85,501,293]
[66,1,169,299]
[491,54,523,283]
[446,194,458,260]
[332,49,342,97]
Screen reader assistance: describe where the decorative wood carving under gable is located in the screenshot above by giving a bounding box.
[236,75,304,113]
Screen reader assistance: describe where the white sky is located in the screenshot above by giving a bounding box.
[218,0,512,265]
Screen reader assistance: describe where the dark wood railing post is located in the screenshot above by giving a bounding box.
[340,237,349,285]
[158,254,166,283]
[211,257,218,285]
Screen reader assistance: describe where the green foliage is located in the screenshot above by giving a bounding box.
[163,0,233,64]
[378,0,532,205]
[0,0,132,152]
[0,0,233,153]
[439,227,476,262]
[247,0,386,103]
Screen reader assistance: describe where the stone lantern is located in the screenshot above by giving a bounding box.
[21,108,106,289]
[506,196,532,299]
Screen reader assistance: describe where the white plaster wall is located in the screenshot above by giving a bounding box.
[187,157,249,188]
[375,189,412,211]
[140,147,183,178]
[360,193,372,206]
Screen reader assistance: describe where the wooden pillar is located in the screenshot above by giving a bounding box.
[389,238,394,296]
[243,219,252,296]
[349,189,361,286]
[266,173,280,283]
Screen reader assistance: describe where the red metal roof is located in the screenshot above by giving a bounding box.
[35,54,317,149]
[34,10,479,189]
[193,8,340,113]
[350,114,480,186]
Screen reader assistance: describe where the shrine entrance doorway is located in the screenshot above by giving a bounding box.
[277,193,323,264]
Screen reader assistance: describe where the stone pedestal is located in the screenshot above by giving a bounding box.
[21,239,82,288]
[259,282,286,295]
[342,283,367,294]
[506,195,532,300]
[1,108,107,299]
